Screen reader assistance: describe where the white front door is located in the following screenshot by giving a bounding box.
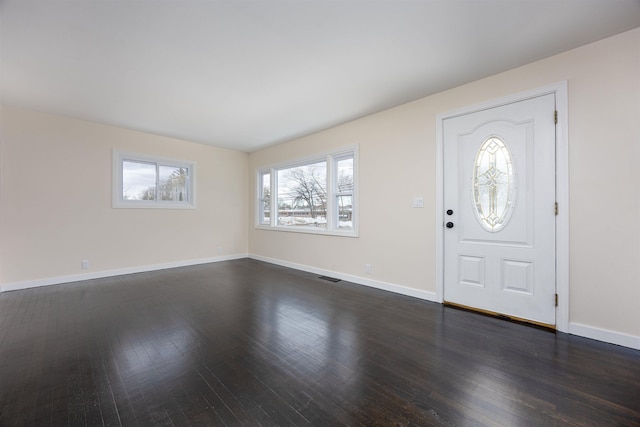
[443,94,556,326]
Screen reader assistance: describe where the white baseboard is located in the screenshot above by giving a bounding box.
[249,253,438,303]
[569,322,640,350]
[1,253,248,293]
[249,255,639,351]
[4,253,638,351]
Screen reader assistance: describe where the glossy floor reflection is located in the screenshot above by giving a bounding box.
[1,259,639,426]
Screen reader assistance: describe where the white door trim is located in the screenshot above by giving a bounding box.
[435,82,569,332]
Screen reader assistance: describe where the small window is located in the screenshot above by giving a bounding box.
[113,151,195,209]
[256,146,357,236]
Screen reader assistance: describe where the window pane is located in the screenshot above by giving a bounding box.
[277,161,327,228]
[336,156,354,193]
[122,160,156,200]
[337,195,353,230]
[159,165,189,202]
[261,172,271,224]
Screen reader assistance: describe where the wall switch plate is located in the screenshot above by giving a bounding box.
[413,197,424,208]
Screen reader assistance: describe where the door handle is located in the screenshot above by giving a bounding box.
[446,222,454,229]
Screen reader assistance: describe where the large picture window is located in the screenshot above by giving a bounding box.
[257,147,357,236]
[113,151,195,209]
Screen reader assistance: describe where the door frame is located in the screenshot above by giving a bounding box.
[435,82,569,332]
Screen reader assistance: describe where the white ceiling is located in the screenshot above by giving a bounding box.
[2,1,639,152]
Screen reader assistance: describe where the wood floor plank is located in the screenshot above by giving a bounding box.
[1,259,639,426]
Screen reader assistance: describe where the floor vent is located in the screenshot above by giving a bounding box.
[319,276,341,283]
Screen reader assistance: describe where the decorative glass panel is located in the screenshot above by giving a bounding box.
[472,136,516,232]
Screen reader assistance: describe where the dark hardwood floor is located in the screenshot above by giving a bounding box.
[1,259,639,426]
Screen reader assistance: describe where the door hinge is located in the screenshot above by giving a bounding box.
[555,202,558,216]
[554,110,558,124]
[555,293,558,307]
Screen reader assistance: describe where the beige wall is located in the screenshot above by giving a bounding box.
[0,106,249,286]
[249,28,640,339]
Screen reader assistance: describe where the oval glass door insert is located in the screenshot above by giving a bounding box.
[472,136,516,232]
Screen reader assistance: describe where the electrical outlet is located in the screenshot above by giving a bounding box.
[217,246,223,255]
[81,259,89,269]
[365,263,372,274]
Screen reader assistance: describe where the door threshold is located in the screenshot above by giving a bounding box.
[444,301,556,331]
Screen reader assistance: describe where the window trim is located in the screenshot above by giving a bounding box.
[112,150,196,209]
[255,145,358,237]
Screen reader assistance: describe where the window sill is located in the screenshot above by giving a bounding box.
[113,201,196,209]
[254,224,358,238]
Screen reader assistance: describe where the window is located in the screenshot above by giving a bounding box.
[257,146,357,236]
[113,151,195,209]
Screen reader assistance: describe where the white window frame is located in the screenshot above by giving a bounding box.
[256,145,358,237]
[112,150,196,209]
